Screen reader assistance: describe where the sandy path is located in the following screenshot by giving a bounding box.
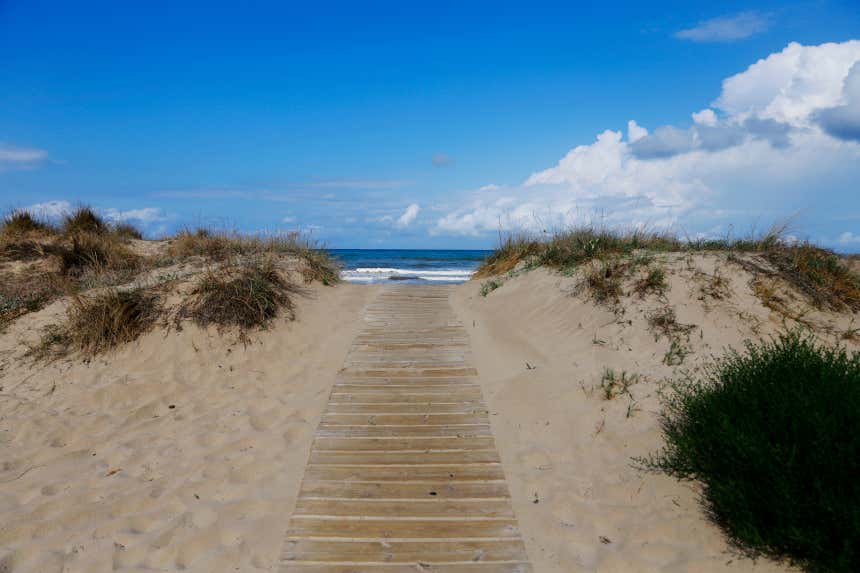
[280,285,531,572]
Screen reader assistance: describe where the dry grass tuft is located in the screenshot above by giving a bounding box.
[178,258,298,332]
[763,243,860,312]
[167,229,339,284]
[58,233,140,278]
[0,272,68,329]
[648,306,695,339]
[0,239,51,261]
[473,234,543,278]
[58,289,158,355]
[585,258,627,304]
[1,210,54,237]
[633,266,667,298]
[112,222,143,240]
[62,206,108,235]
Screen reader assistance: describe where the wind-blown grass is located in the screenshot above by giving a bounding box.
[476,226,860,312]
[167,229,340,284]
[639,332,860,572]
[177,257,299,332]
[36,288,161,356]
[62,205,108,235]
[1,210,54,237]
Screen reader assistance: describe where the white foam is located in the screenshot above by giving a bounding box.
[341,267,475,284]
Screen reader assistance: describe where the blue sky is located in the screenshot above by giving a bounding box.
[1,1,859,249]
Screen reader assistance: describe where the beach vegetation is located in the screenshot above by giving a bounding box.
[37,288,161,356]
[62,205,108,235]
[480,279,502,296]
[111,222,143,240]
[599,368,639,400]
[177,257,298,332]
[1,210,54,237]
[167,228,339,284]
[477,226,860,312]
[639,332,860,573]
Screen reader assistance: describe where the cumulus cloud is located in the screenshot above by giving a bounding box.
[0,143,48,171]
[675,11,770,43]
[396,203,420,228]
[435,41,860,239]
[432,153,454,167]
[814,62,860,142]
[627,120,648,142]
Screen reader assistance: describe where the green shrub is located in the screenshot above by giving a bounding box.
[480,279,502,297]
[640,332,860,572]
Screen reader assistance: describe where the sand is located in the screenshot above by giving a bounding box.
[0,282,378,573]
[2,251,857,572]
[451,254,857,573]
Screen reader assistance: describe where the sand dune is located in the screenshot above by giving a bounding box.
[0,282,377,572]
[1,250,857,572]
[452,254,857,573]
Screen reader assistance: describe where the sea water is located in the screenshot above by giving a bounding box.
[329,249,491,284]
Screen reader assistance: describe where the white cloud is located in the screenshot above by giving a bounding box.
[716,41,860,126]
[815,62,860,142]
[23,200,72,219]
[839,231,860,244]
[627,120,648,142]
[396,203,420,228]
[282,215,296,223]
[435,41,860,238]
[102,207,167,223]
[0,143,48,171]
[675,11,770,43]
[692,109,718,126]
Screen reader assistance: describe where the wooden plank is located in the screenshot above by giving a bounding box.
[281,564,532,573]
[309,450,500,465]
[282,539,527,563]
[280,286,530,571]
[293,499,515,518]
[316,425,491,438]
[286,518,522,539]
[298,481,512,500]
[325,403,488,414]
[321,414,489,426]
[303,464,505,482]
[313,437,497,451]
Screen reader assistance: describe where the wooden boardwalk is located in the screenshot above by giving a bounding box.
[280,285,531,572]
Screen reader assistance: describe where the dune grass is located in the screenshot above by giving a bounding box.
[476,227,860,312]
[32,288,160,357]
[111,222,143,240]
[167,228,339,284]
[58,233,140,278]
[1,210,54,237]
[62,205,108,235]
[178,257,298,332]
[639,332,860,572]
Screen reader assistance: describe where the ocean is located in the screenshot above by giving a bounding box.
[329,249,491,284]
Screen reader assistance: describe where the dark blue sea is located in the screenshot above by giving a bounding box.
[328,249,491,284]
